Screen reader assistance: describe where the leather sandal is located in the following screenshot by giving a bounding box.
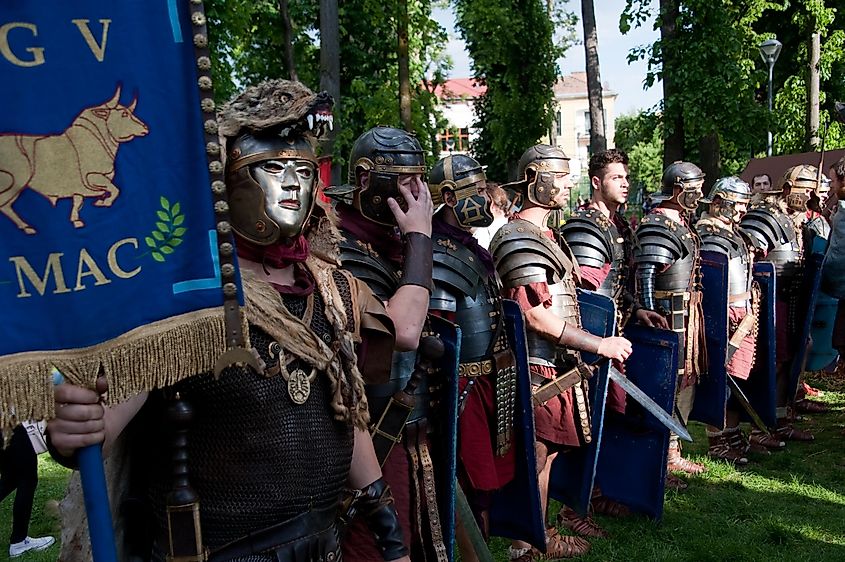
[749,429,785,451]
[557,507,609,538]
[774,423,815,442]
[794,399,828,414]
[591,495,632,518]
[541,527,591,559]
[665,473,688,491]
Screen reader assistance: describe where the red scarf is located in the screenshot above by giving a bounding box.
[235,235,310,269]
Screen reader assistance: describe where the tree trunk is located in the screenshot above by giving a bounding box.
[398,0,412,131]
[581,0,606,155]
[548,0,557,146]
[699,131,720,194]
[660,0,684,166]
[278,0,298,81]
[320,0,341,185]
[807,31,821,150]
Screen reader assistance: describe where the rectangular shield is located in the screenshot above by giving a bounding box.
[548,290,614,516]
[426,315,461,562]
[489,299,546,550]
[690,251,729,428]
[594,325,680,520]
[738,263,777,428]
[788,252,825,398]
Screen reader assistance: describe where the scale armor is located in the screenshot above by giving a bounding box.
[133,287,355,557]
[560,208,631,304]
[697,217,753,308]
[490,219,581,367]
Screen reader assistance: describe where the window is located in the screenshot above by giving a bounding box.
[555,111,562,138]
[439,127,470,152]
[583,111,591,133]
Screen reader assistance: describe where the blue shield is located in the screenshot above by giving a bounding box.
[737,263,777,428]
[807,235,839,371]
[547,291,614,516]
[787,252,825,400]
[594,325,680,520]
[426,315,461,561]
[690,251,729,428]
[489,299,545,550]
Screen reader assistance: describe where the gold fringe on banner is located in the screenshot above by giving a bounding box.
[0,307,234,430]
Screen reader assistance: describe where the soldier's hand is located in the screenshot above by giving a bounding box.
[389,175,432,237]
[48,376,108,458]
[636,308,669,329]
[597,336,633,362]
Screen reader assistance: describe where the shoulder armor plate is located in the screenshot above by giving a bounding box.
[560,210,613,269]
[490,219,573,289]
[431,234,487,299]
[338,234,399,301]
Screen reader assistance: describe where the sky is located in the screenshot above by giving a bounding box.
[432,0,662,115]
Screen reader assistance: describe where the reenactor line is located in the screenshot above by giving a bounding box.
[46,79,840,562]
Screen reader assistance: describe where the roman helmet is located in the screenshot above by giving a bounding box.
[779,164,823,212]
[503,144,571,209]
[657,161,705,211]
[429,154,494,228]
[345,126,427,226]
[701,176,751,223]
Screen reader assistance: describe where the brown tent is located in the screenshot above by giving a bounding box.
[740,149,845,185]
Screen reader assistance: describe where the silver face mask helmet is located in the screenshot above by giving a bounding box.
[659,161,705,211]
[701,176,751,223]
[503,144,571,209]
[429,154,494,228]
[226,132,318,244]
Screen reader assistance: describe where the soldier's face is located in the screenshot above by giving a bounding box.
[253,159,316,238]
[597,163,629,205]
[733,202,748,222]
[752,175,770,194]
[552,172,573,205]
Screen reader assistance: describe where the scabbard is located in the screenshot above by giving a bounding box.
[371,396,413,467]
[531,364,590,407]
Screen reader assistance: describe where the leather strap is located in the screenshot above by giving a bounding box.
[417,436,448,562]
[531,364,590,407]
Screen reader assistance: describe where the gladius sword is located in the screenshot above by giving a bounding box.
[608,365,692,442]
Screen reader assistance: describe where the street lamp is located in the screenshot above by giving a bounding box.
[759,38,782,157]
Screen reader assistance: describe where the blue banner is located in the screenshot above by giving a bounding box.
[0,1,233,421]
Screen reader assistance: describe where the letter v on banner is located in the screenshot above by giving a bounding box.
[0,2,253,560]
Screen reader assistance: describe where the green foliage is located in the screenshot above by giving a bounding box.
[615,112,664,197]
[204,0,448,172]
[145,197,186,263]
[622,0,783,171]
[454,0,571,181]
[766,0,845,153]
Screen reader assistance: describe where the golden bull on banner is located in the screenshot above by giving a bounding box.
[0,0,247,428]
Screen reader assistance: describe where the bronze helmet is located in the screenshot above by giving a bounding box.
[226,131,319,245]
[503,144,571,209]
[346,126,427,226]
[429,154,494,228]
[657,161,705,211]
[701,176,751,222]
[779,164,823,212]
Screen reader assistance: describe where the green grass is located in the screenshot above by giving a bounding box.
[487,375,845,561]
[0,456,68,561]
[5,378,845,561]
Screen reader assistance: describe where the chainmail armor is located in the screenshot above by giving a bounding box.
[136,287,355,558]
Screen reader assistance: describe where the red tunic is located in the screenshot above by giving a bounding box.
[505,281,585,448]
[727,307,756,380]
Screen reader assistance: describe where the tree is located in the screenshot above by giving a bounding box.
[454,0,572,181]
[622,0,782,185]
[320,0,341,184]
[615,112,663,197]
[581,0,607,154]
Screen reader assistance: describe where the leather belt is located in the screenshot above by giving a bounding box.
[531,364,591,407]
[459,359,494,377]
[729,291,752,303]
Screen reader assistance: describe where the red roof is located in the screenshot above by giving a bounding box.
[433,78,487,100]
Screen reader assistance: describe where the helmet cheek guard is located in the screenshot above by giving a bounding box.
[354,168,408,227]
[453,193,494,227]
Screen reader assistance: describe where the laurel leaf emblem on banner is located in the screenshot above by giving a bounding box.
[145,196,186,262]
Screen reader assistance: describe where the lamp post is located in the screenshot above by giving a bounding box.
[759,38,783,157]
